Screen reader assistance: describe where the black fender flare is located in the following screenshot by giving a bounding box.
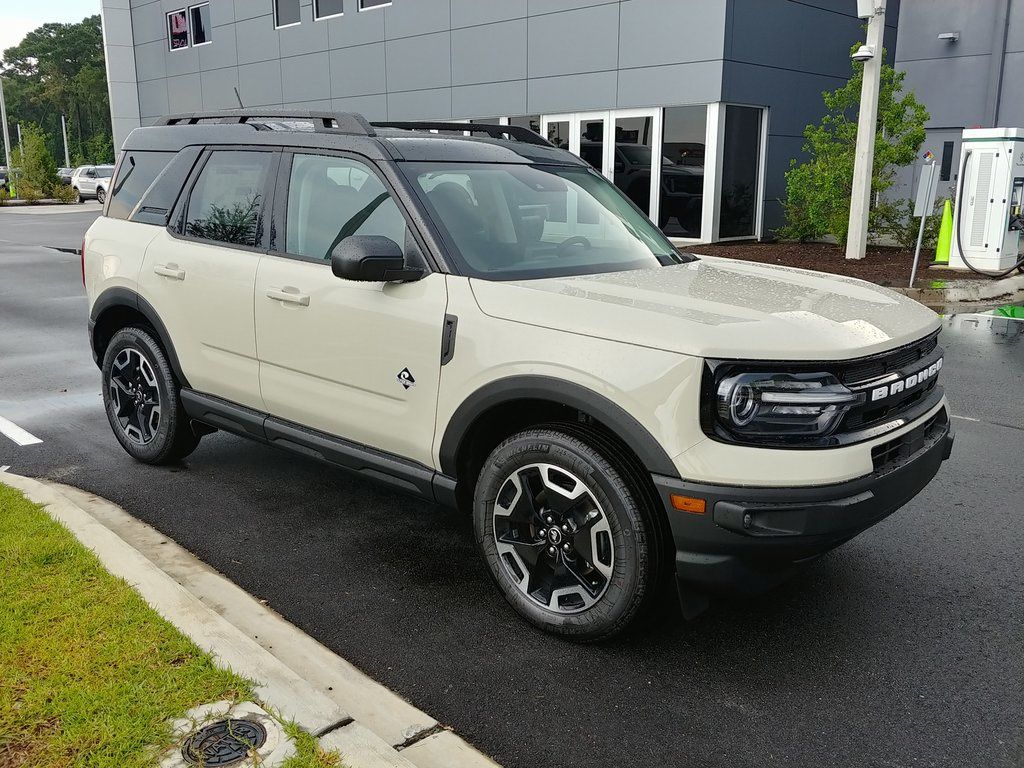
[438,375,679,478]
[89,286,190,387]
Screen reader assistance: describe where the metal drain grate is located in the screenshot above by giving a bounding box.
[181,719,268,766]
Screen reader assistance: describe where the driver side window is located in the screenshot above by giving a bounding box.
[285,154,408,261]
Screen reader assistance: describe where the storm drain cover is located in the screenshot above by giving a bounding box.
[181,718,268,766]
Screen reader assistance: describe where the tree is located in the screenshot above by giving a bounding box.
[779,47,929,246]
[0,15,112,166]
[11,124,58,200]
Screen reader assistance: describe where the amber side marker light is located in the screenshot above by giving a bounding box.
[670,495,706,514]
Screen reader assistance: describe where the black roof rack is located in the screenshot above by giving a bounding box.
[372,121,552,147]
[155,109,376,136]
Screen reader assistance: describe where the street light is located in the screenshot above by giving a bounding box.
[846,0,887,260]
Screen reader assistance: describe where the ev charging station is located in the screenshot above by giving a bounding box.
[949,127,1024,275]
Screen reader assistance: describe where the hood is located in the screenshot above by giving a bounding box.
[469,256,941,360]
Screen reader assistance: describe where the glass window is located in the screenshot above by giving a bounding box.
[940,140,955,182]
[107,152,174,220]
[167,10,189,50]
[718,105,762,239]
[359,0,391,9]
[509,115,541,135]
[96,166,116,178]
[547,120,569,151]
[405,162,685,281]
[190,4,211,44]
[613,115,656,216]
[275,0,301,27]
[285,154,408,261]
[661,106,707,238]
[184,151,273,247]
[315,0,344,18]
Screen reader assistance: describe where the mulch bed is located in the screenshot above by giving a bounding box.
[692,241,990,288]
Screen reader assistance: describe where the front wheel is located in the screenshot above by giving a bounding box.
[474,428,654,641]
[101,327,199,464]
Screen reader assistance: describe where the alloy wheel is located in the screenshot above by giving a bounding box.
[108,348,162,445]
[493,463,615,614]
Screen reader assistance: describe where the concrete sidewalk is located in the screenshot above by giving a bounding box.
[1,471,498,768]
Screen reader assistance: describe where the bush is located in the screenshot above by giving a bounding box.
[872,197,944,250]
[17,182,43,203]
[12,124,59,198]
[51,183,80,204]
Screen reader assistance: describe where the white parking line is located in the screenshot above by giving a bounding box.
[951,415,980,422]
[0,416,42,446]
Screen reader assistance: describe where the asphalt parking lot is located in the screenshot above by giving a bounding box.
[1,206,1021,768]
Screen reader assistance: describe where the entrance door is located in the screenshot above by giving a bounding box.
[543,110,662,224]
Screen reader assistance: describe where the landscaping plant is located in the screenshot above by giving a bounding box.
[11,124,59,200]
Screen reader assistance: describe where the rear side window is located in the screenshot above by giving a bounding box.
[183,151,274,248]
[107,151,174,220]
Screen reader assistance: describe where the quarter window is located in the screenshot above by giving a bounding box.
[275,0,301,27]
[107,151,175,220]
[167,9,189,50]
[359,0,391,10]
[315,0,345,19]
[189,3,212,45]
[285,154,408,261]
[183,151,274,248]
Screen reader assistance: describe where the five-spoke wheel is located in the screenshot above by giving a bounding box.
[108,347,162,445]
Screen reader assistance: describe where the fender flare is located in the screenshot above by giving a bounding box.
[89,286,190,387]
[438,375,679,478]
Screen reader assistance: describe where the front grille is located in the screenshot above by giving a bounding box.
[871,408,948,473]
[840,332,939,385]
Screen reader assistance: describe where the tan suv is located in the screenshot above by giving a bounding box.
[84,110,953,640]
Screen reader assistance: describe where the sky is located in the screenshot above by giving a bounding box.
[1,0,102,57]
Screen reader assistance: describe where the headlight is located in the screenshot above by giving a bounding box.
[713,371,864,440]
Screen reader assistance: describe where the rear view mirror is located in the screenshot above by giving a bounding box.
[331,235,425,282]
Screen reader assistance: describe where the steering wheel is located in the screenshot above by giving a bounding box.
[556,236,591,257]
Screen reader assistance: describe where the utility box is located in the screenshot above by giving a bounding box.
[949,127,1024,272]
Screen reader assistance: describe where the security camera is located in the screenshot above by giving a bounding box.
[851,45,875,62]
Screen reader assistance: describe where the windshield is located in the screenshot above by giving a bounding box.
[96,165,115,177]
[404,162,687,280]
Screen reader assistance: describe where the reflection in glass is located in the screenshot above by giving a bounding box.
[660,106,706,238]
[547,121,570,150]
[509,115,541,135]
[579,119,605,172]
[613,116,655,216]
[719,105,762,239]
[184,151,272,247]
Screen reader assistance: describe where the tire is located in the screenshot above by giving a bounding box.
[96,187,106,204]
[73,187,83,204]
[101,327,199,465]
[474,427,654,641]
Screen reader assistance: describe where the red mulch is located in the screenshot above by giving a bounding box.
[693,242,988,288]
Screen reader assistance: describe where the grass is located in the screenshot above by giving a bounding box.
[0,484,341,768]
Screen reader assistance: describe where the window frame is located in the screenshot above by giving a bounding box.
[313,0,345,21]
[274,0,302,29]
[167,8,190,52]
[358,0,391,11]
[169,146,281,255]
[270,148,435,273]
[188,2,212,47]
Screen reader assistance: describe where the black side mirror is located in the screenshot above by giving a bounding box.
[331,235,425,282]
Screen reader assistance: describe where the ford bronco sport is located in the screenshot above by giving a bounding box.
[84,110,953,640]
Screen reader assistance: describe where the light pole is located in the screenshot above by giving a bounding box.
[0,77,12,179]
[846,0,887,260]
[61,114,71,168]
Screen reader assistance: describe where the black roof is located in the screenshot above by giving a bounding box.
[122,110,586,167]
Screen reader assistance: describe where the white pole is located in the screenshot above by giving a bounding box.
[846,0,887,260]
[17,123,23,159]
[61,114,71,167]
[0,77,12,174]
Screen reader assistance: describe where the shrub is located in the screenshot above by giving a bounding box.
[17,182,43,203]
[12,124,59,198]
[51,183,80,204]
[872,197,944,250]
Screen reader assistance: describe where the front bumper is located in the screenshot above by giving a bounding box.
[654,408,954,597]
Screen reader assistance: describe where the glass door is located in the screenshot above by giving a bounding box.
[612,108,662,224]
[542,113,614,180]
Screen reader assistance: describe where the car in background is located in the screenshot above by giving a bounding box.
[71,164,115,203]
[0,167,8,197]
[57,168,74,186]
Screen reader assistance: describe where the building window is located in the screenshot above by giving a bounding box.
[189,3,212,46]
[359,0,391,10]
[661,106,707,238]
[509,116,541,135]
[718,105,763,239]
[315,0,345,19]
[167,9,189,51]
[940,141,955,181]
[275,0,301,28]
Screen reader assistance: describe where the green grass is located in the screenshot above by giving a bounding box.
[0,484,340,768]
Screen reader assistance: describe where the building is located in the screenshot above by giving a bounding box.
[99,0,898,243]
[893,0,1024,203]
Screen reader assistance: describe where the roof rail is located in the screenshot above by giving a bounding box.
[372,121,552,147]
[154,109,376,136]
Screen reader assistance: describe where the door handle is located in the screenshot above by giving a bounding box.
[154,263,185,280]
[265,286,310,306]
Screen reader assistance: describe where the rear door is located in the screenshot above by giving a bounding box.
[138,148,278,410]
[254,151,448,467]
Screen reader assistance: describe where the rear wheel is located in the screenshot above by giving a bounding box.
[101,327,199,464]
[96,186,106,204]
[73,187,83,203]
[474,428,654,641]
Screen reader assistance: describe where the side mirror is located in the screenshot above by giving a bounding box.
[331,235,425,282]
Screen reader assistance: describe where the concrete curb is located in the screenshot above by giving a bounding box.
[1,472,500,768]
[893,273,1024,305]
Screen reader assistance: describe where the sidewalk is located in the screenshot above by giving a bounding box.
[0,471,499,768]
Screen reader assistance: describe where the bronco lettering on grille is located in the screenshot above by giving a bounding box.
[869,358,942,402]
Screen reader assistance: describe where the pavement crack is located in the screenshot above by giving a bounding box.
[312,715,354,738]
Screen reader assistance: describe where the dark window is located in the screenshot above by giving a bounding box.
[184,151,273,247]
[275,0,301,26]
[940,141,955,181]
[167,10,189,50]
[718,105,762,239]
[107,152,175,220]
[190,3,211,44]
[315,0,344,18]
[285,154,408,260]
[359,0,390,9]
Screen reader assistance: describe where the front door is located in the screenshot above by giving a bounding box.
[255,152,448,468]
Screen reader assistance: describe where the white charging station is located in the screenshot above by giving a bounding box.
[949,127,1024,273]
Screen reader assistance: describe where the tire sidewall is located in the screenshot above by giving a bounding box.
[473,430,648,639]
[101,327,183,463]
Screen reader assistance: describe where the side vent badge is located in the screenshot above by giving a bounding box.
[397,368,416,390]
